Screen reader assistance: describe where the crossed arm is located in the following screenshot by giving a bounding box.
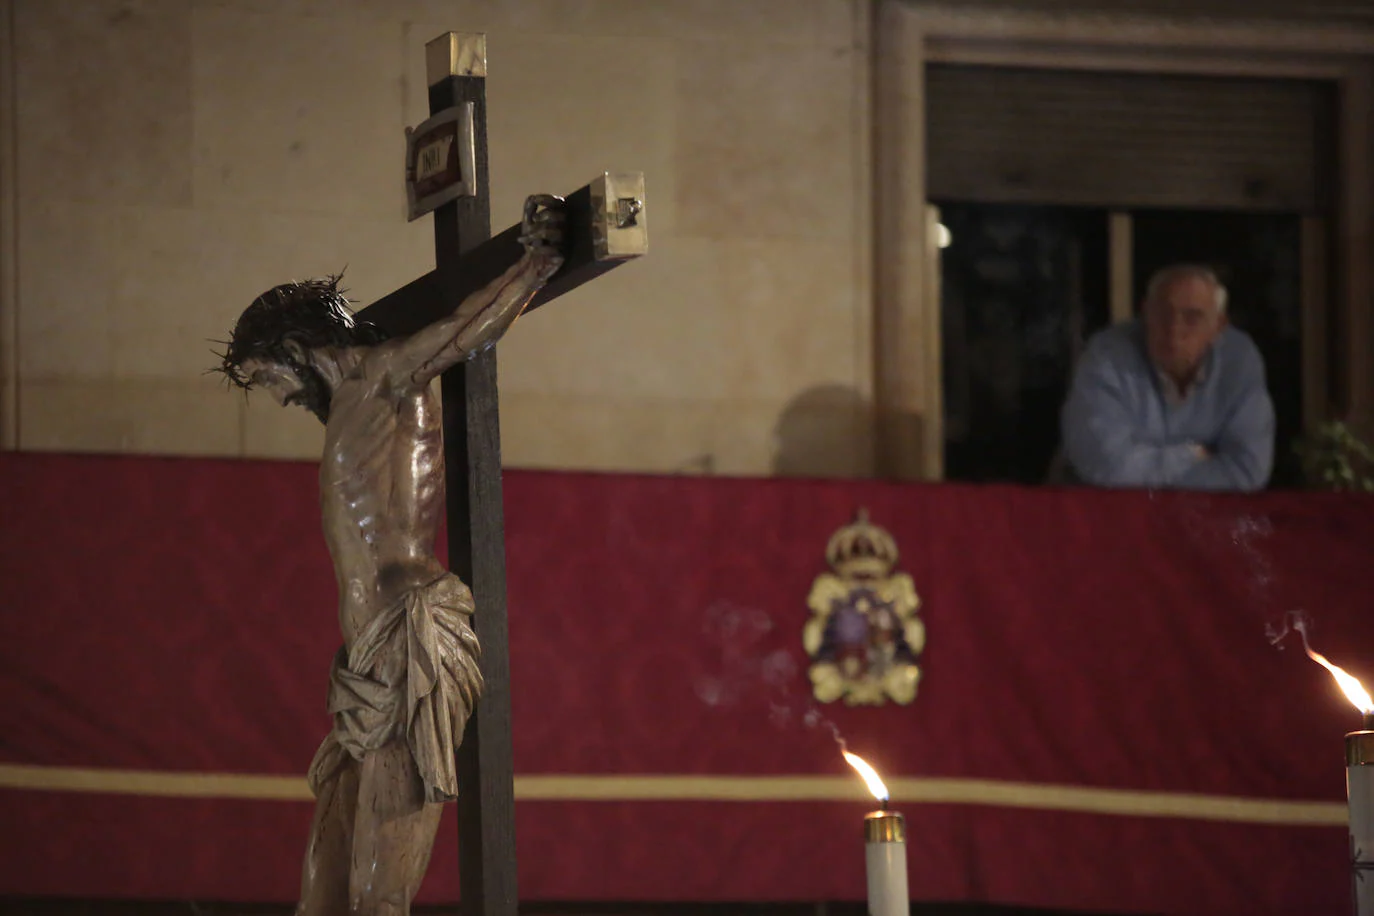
[371,195,566,392]
[1062,345,1275,492]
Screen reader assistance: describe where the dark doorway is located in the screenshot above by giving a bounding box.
[937,202,1110,484]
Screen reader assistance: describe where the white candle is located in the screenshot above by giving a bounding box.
[1287,626,1374,914]
[843,750,910,915]
[1349,728,1374,916]
[864,808,909,916]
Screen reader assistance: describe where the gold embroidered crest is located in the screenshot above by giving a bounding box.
[804,509,924,706]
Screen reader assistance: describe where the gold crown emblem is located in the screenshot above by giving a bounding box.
[824,508,899,580]
[806,508,923,706]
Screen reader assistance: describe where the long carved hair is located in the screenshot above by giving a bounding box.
[214,274,388,422]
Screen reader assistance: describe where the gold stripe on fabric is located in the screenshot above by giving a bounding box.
[0,764,1346,826]
[0,763,309,799]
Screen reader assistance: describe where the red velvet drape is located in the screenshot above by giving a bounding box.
[1,452,1371,914]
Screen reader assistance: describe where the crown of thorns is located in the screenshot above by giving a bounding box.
[212,273,385,389]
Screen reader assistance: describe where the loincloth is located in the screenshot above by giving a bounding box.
[306,572,484,804]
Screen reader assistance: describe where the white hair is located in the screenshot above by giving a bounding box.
[1145,264,1228,314]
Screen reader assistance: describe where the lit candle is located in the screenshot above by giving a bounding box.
[1303,644,1374,915]
[844,750,909,916]
[1350,726,1374,916]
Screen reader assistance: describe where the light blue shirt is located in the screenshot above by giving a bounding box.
[1061,319,1275,492]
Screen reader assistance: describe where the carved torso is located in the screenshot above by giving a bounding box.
[319,362,448,654]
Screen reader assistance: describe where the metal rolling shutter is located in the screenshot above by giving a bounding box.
[910,0,1374,28]
[926,65,1333,213]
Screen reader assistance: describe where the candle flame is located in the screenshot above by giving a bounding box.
[1306,646,1374,715]
[842,750,889,802]
[1267,611,1373,717]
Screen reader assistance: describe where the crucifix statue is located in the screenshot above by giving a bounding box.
[214,32,645,916]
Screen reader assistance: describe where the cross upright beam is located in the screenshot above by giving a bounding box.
[422,33,518,916]
[354,31,646,916]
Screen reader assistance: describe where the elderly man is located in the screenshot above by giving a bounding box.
[1061,264,1275,491]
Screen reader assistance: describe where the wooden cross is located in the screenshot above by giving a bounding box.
[355,32,646,916]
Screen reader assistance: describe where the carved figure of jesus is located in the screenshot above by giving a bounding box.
[216,194,565,916]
